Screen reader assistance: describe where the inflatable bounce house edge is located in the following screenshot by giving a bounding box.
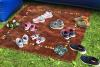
[0,0,23,22]
[35,0,100,10]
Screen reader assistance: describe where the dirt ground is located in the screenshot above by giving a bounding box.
[0,3,91,62]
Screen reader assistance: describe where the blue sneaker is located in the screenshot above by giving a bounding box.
[80,55,100,66]
[69,29,76,38]
[61,30,70,40]
[70,44,86,54]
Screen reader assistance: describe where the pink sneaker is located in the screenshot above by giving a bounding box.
[24,22,31,30]
[30,24,37,32]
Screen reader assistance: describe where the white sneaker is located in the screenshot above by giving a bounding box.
[33,16,45,23]
[22,34,29,44]
[33,11,53,23]
[36,37,46,44]
[31,34,39,40]
[16,38,24,48]
[43,11,53,19]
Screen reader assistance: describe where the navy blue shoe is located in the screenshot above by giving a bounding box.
[69,29,76,37]
[80,55,100,66]
[70,44,86,54]
[61,30,70,40]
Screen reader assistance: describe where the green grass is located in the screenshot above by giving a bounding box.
[0,11,100,67]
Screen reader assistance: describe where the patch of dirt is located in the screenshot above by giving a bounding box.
[0,3,91,62]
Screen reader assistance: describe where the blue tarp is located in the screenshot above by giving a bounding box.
[0,0,23,22]
[35,0,100,10]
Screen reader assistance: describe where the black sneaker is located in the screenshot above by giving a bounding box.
[80,55,100,66]
[70,44,86,54]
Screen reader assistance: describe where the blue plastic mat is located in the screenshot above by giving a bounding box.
[0,0,23,22]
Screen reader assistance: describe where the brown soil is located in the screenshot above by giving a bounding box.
[0,3,91,62]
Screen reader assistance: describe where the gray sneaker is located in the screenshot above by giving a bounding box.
[50,19,64,30]
[74,16,87,28]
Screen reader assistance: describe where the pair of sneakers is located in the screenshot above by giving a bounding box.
[31,34,46,45]
[24,22,37,32]
[6,19,20,29]
[33,11,53,23]
[61,29,76,40]
[74,16,89,28]
[50,19,64,30]
[16,34,29,48]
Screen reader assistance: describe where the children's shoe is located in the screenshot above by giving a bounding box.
[74,16,88,28]
[61,30,70,40]
[24,22,32,30]
[37,16,45,23]
[69,29,76,38]
[43,11,53,19]
[80,55,100,66]
[33,15,45,23]
[31,34,39,40]
[36,37,46,44]
[70,44,86,54]
[54,44,68,56]
[50,19,64,30]
[33,11,53,23]
[7,20,20,29]
[30,24,37,32]
[6,23,14,29]
[22,34,29,44]
[16,38,24,48]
